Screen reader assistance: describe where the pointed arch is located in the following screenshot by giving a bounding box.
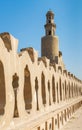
[59,78,62,101]
[68,82,71,98]
[35,77,39,110]
[24,65,32,110]
[52,76,56,102]
[12,73,19,117]
[71,82,73,97]
[48,81,51,105]
[57,82,59,103]
[0,61,6,115]
[65,80,67,99]
[41,72,46,105]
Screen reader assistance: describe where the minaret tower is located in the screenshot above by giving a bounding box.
[41,10,59,63]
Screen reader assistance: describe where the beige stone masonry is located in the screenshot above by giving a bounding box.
[0,32,82,130]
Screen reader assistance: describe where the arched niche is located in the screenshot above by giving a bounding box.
[24,65,32,110]
[52,76,56,103]
[59,78,62,101]
[0,61,6,115]
[71,82,73,97]
[35,77,39,110]
[41,72,46,106]
[12,73,19,118]
[68,82,71,98]
[65,80,67,99]
[57,82,59,103]
[48,81,51,105]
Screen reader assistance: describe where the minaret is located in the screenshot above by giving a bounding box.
[41,10,59,63]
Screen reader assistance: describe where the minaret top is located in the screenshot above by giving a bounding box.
[46,10,54,17]
[44,10,56,36]
[41,11,59,63]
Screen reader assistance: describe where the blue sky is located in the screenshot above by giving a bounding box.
[0,0,82,79]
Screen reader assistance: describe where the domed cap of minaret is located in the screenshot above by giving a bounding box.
[46,10,54,17]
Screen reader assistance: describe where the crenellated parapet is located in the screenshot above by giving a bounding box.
[0,32,82,130]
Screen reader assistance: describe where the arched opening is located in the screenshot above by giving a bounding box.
[57,82,59,103]
[77,86,79,96]
[67,108,69,118]
[24,65,32,110]
[41,72,46,106]
[79,88,81,96]
[48,30,51,35]
[49,123,52,130]
[57,114,60,129]
[45,122,47,130]
[48,81,51,105]
[69,82,71,98]
[74,83,75,97]
[61,112,63,125]
[55,118,57,128]
[35,77,39,110]
[65,81,67,100]
[67,85,68,99]
[12,73,19,117]
[52,76,56,103]
[75,85,77,97]
[64,110,67,121]
[0,61,6,115]
[52,117,54,130]
[72,83,73,98]
[62,83,65,101]
[75,85,76,97]
[59,78,62,101]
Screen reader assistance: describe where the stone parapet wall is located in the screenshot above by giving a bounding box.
[0,33,82,130]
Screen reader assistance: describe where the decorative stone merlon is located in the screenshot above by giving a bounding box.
[21,47,35,62]
[0,32,12,52]
[50,63,56,72]
[63,69,67,76]
[38,56,49,67]
[58,66,62,74]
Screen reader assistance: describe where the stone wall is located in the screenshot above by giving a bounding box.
[0,33,82,130]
